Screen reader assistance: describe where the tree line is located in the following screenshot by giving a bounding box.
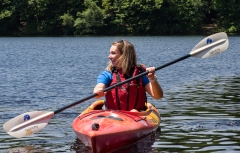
[0,0,239,36]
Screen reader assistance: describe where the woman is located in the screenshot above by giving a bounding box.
[93,40,163,111]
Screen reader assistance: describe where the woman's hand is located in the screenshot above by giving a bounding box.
[93,83,106,99]
[145,66,163,99]
[95,89,105,98]
[146,67,156,80]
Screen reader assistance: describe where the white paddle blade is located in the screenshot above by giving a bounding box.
[190,32,229,58]
[3,111,54,138]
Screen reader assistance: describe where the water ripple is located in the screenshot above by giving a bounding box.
[0,36,240,152]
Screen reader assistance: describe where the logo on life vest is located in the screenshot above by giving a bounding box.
[120,86,126,91]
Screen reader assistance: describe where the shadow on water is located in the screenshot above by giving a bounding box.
[5,146,51,153]
[70,127,161,153]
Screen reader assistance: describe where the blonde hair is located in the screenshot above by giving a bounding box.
[106,40,137,77]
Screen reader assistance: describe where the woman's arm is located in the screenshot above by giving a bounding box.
[93,70,112,98]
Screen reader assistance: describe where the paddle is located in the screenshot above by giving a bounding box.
[3,32,229,138]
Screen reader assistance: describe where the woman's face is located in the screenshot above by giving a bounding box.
[108,45,121,67]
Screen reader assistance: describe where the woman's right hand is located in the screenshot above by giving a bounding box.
[94,89,105,98]
[93,83,106,98]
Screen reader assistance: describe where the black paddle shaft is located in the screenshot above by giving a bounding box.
[54,54,191,114]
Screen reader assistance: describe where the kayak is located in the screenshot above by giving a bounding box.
[72,100,160,153]
[72,100,161,153]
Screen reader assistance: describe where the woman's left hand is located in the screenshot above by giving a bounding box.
[145,66,163,99]
[146,67,155,80]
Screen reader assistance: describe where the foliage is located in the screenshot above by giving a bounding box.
[74,0,104,35]
[0,0,17,35]
[60,13,74,35]
[213,0,240,33]
[0,0,239,35]
[101,0,164,35]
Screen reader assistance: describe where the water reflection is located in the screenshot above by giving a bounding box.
[71,127,161,153]
[158,76,240,152]
[6,146,51,153]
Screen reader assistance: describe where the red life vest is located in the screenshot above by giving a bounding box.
[105,65,147,111]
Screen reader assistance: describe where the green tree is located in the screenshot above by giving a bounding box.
[22,0,47,35]
[0,0,239,36]
[20,0,84,35]
[160,0,208,34]
[213,0,240,33]
[0,0,19,35]
[74,0,104,35]
[102,0,164,35]
[60,13,74,35]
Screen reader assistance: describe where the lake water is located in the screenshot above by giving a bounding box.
[0,35,239,153]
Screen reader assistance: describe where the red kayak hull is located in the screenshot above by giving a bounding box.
[72,100,160,153]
